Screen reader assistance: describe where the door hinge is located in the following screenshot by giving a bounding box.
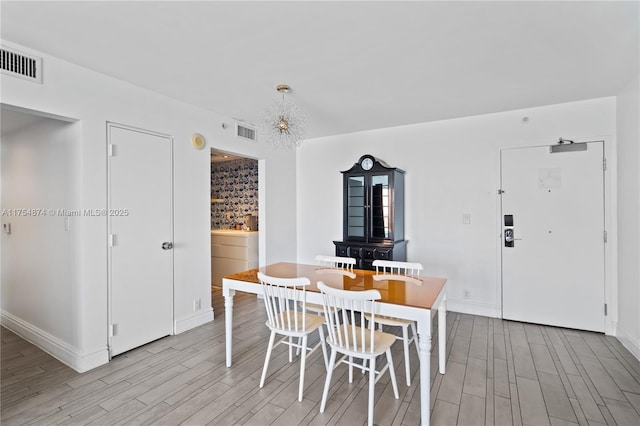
[604,304,607,316]
[603,230,608,243]
[108,144,115,157]
[498,189,505,194]
[602,157,607,171]
[109,323,117,337]
[109,234,116,247]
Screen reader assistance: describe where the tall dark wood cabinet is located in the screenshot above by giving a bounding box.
[333,155,406,270]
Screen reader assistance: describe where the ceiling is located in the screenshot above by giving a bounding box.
[1,1,638,139]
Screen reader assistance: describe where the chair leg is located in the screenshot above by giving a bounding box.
[348,356,353,383]
[386,348,399,399]
[320,348,337,413]
[368,357,375,426]
[288,336,293,362]
[402,325,411,386]
[318,326,328,371]
[298,335,307,402]
[260,331,276,388]
[297,336,302,356]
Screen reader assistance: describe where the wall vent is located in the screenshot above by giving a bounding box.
[0,46,42,83]
[236,123,257,141]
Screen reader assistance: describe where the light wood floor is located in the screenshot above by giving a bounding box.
[2,288,640,425]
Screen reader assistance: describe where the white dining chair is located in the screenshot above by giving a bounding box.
[368,259,423,386]
[317,281,399,426]
[257,272,328,402]
[305,255,356,315]
[314,254,356,270]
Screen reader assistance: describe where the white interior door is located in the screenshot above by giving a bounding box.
[501,142,605,332]
[108,124,173,356]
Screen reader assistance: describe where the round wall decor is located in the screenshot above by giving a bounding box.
[191,133,205,150]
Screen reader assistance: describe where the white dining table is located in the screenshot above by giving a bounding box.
[222,262,448,426]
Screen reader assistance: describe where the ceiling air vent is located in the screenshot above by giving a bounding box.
[0,46,42,83]
[236,123,257,142]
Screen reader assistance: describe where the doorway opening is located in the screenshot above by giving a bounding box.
[1,104,81,364]
[210,148,259,290]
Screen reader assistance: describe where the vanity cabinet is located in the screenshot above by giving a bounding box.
[211,231,258,286]
[333,155,406,270]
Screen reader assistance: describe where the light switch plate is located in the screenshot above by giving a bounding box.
[2,223,11,234]
[463,214,471,225]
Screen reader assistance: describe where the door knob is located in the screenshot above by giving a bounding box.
[162,242,173,250]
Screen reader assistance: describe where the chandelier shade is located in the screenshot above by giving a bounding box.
[260,84,306,149]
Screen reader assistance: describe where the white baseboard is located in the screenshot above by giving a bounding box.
[174,307,214,334]
[616,325,640,361]
[1,310,109,373]
[446,298,500,318]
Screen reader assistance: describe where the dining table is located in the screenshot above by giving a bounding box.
[222,262,448,426]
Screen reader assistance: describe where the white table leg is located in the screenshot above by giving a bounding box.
[224,287,236,367]
[417,314,432,426]
[438,295,447,374]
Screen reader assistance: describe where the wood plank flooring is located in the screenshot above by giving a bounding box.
[2,288,640,425]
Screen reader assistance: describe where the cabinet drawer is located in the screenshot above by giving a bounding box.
[212,244,250,260]
[360,247,375,259]
[335,244,349,257]
[211,258,248,286]
[211,235,249,247]
[373,247,393,260]
[360,259,374,270]
[347,246,362,258]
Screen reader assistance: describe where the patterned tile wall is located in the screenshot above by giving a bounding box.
[211,158,259,229]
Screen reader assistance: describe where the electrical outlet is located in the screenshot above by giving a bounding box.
[193,298,201,311]
[2,223,11,234]
[463,289,471,299]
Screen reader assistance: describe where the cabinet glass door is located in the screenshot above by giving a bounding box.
[370,175,390,240]
[346,176,365,238]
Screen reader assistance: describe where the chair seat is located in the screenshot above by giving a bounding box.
[364,313,413,327]
[329,325,396,356]
[266,311,325,335]
[304,302,325,314]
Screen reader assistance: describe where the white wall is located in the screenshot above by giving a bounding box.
[1,116,81,358]
[616,74,640,359]
[0,40,297,371]
[297,97,616,323]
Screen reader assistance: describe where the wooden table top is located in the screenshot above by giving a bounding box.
[224,262,447,310]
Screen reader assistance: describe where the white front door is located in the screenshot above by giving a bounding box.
[501,142,605,332]
[108,124,173,356]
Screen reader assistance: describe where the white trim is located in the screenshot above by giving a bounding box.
[1,310,108,373]
[174,308,214,334]
[446,298,500,318]
[616,325,640,361]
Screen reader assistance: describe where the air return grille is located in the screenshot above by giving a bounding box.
[0,46,42,83]
[236,123,256,141]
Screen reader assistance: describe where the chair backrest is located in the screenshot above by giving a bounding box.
[372,260,423,277]
[317,281,380,354]
[315,255,356,271]
[258,272,310,333]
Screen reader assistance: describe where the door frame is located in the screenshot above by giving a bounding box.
[106,121,175,358]
[496,137,617,335]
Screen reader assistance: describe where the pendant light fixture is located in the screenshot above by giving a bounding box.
[260,84,306,149]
